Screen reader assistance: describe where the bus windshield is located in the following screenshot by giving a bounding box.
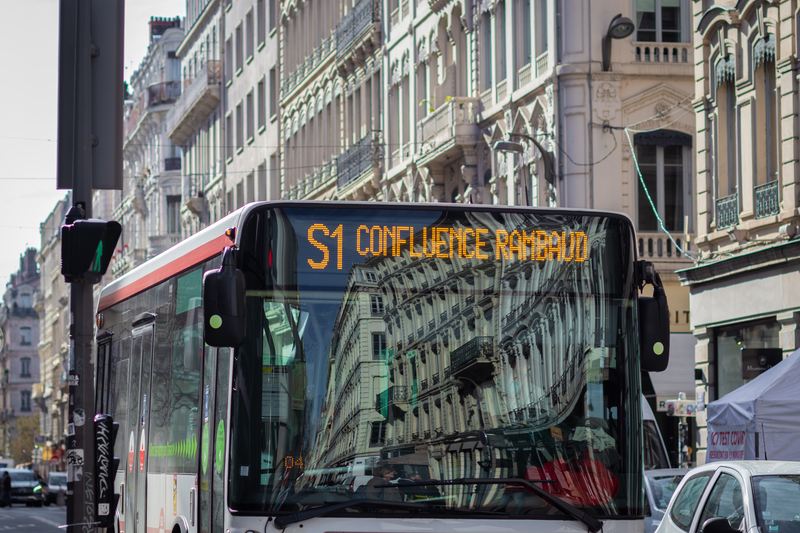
[229,204,642,519]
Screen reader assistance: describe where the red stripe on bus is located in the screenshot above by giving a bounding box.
[97,234,230,312]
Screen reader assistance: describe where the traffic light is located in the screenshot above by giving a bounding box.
[61,219,121,284]
[94,414,120,528]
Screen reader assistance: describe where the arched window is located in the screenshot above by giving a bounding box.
[753,34,779,218]
[634,130,692,232]
[713,54,738,227]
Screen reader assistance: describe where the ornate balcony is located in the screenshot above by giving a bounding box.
[166,60,222,146]
[336,132,381,189]
[634,42,691,64]
[147,81,181,108]
[336,0,379,59]
[716,194,739,229]
[450,336,494,374]
[637,233,694,265]
[755,181,779,219]
[416,97,480,165]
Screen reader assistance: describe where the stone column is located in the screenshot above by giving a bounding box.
[777,311,800,359]
[693,326,713,466]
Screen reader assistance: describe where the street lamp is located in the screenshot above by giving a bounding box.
[601,14,635,72]
[493,132,555,185]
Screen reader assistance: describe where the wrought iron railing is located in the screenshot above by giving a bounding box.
[147,80,181,107]
[755,181,779,219]
[336,0,378,57]
[450,336,493,371]
[282,36,334,96]
[336,132,381,189]
[716,193,739,228]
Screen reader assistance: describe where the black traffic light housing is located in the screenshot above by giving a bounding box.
[61,216,121,284]
[94,414,120,528]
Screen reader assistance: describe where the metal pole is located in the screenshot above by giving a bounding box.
[67,0,96,530]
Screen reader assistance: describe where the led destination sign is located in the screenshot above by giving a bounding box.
[307,223,589,270]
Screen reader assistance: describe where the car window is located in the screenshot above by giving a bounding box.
[670,472,713,532]
[7,470,36,482]
[650,474,686,511]
[698,473,744,532]
[753,475,800,532]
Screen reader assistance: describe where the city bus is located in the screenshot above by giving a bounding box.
[94,201,670,533]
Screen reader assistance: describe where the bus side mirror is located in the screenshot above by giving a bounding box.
[204,247,246,348]
[637,261,670,372]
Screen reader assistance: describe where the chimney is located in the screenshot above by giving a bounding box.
[149,16,181,41]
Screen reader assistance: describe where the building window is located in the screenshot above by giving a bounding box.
[535,0,548,56]
[235,23,243,72]
[236,101,244,150]
[269,0,277,31]
[20,390,32,412]
[370,421,386,446]
[754,35,779,187]
[20,294,31,308]
[481,12,493,91]
[714,320,780,400]
[258,78,266,130]
[714,61,738,226]
[257,0,266,46]
[370,295,384,316]
[364,271,377,282]
[246,9,254,60]
[372,333,387,360]
[166,195,181,234]
[21,358,31,378]
[247,90,255,140]
[225,37,233,82]
[636,0,683,42]
[226,113,234,160]
[20,327,31,346]
[634,131,692,232]
[269,67,277,119]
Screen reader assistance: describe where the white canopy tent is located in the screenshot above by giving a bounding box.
[706,348,800,461]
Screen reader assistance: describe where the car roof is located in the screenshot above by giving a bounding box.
[685,461,800,478]
[645,468,690,478]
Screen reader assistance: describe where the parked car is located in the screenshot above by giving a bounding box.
[336,475,372,495]
[0,468,44,507]
[46,472,67,506]
[655,461,800,533]
[644,468,689,533]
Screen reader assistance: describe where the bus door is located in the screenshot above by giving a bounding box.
[127,320,155,533]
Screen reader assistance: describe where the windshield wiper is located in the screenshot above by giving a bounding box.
[273,499,507,529]
[383,478,603,533]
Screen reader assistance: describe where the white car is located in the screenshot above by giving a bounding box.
[655,461,800,533]
[644,468,689,533]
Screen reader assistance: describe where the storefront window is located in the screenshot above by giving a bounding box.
[715,320,781,399]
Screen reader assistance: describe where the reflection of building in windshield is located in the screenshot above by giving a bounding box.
[315,213,620,508]
[311,266,388,479]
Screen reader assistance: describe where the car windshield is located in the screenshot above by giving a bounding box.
[8,470,36,482]
[647,474,684,511]
[753,475,800,531]
[49,473,67,485]
[229,206,641,518]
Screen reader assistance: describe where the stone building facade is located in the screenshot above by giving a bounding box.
[112,18,185,278]
[680,0,800,464]
[0,249,41,460]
